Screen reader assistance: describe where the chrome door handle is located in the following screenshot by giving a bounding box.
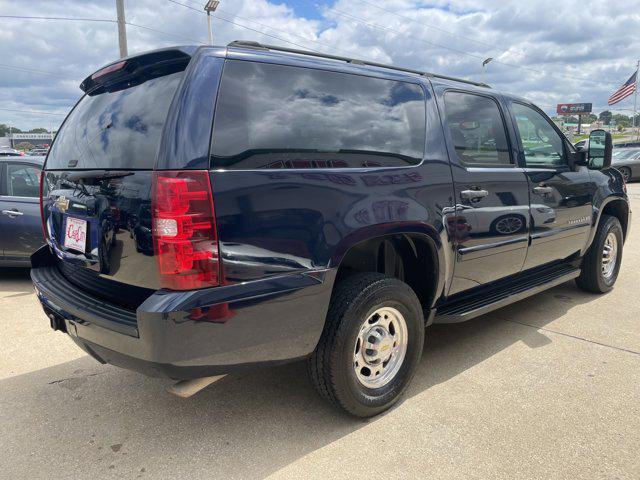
[1,209,24,217]
[460,189,489,200]
[533,186,553,195]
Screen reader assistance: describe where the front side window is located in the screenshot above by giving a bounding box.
[512,103,566,167]
[7,163,40,197]
[443,91,512,167]
[210,61,426,169]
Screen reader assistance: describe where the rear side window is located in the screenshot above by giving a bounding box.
[210,60,426,169]
[444,91,512,167]
[46,71,184,170]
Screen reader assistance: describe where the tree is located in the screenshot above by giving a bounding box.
[28,127,48,133]
[0,124,23,136]
[599,110,612,125]
[612,113,631,125]
[583,114,598,124]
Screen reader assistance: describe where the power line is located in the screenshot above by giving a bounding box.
[0,14,204,46]
[0,14,115,23]
[321,4,621,88]
[164,0,324,53]
[175,0,378,61]
[126,21,205,44]
[0,63,64,77]
[354,0,527,58]
[0,107,68,116]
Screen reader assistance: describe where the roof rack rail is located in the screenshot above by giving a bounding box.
[227,40,490,88]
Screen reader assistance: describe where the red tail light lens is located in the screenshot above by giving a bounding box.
[152,170,220,290]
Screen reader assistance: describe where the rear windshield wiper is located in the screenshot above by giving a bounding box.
[65,170,134,183]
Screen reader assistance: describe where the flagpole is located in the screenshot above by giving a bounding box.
[634,60,639,140]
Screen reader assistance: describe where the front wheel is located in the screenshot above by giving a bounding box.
[576,214,623,293]
[308,273,424,417]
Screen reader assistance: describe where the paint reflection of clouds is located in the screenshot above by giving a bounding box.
[212,61,426,167]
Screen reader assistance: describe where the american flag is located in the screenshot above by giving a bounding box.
[608,71,637,105]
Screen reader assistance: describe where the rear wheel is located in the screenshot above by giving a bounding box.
[619,167,632,183]
[576,214,623,293]
[308,273,424,417]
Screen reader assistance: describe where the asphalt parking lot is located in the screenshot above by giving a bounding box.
[1,185,639,480]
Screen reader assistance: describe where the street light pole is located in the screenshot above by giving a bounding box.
[204,1,220,45]
[481,57,493,85]
[115,0,128,58]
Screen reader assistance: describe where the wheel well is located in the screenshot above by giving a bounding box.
[602,199,629,240]
[335,234,438,308]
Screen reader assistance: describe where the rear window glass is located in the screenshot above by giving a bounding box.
[46,71,183,169]
[210,60,426,169]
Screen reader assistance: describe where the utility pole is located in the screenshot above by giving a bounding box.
[116,0,128,58]
[204,1,220,45]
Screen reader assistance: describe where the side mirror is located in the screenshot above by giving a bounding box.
[587,129,612,170]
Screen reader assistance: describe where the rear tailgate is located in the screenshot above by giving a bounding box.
[42,50,191,309]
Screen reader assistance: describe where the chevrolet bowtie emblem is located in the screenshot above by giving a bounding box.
[55,196,70,213]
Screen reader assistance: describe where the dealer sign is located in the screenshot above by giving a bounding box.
[556,103,593,115]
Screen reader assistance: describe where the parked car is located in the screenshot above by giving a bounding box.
[31,43,630,417]
[0,147,24,157]
[29,148,49,156]
[612,148,640,182]
[574,138,589,151]
[615,141,640,148]
[0,156,44,266]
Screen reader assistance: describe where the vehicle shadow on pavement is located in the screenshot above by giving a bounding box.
[0,281,599,479]
[0,267,34,294]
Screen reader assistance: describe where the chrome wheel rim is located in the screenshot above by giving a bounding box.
[602,232,618,279]
[495,216,523,234]
[621,168,631,182]
[353,307,408,389]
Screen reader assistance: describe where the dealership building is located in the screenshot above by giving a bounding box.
[2,132,55,148]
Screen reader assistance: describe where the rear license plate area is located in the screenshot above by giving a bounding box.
[63,216,87,252]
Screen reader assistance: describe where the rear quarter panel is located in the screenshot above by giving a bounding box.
[208,74,456,305]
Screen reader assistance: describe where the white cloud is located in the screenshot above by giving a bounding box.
[2,0,640,130]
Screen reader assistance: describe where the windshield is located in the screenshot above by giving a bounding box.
[47,71,183,170]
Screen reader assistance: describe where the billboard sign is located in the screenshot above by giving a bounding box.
[556,103,593,115]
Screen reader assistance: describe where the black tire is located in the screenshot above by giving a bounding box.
[307,273,424,417]
[576,214,623,293]
[618,167,632,183]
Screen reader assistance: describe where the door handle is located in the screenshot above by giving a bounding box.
[533,186,553,195]
[1,209,24,217]
[461,189,489,200]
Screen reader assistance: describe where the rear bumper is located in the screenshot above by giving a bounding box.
[31,249,334,379]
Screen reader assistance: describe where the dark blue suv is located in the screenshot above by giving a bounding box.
[31,41,630,417]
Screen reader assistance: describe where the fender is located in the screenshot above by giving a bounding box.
[328,221,451,308]
[586,194,630,252]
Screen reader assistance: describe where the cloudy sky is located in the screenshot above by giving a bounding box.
[2,0,640,130]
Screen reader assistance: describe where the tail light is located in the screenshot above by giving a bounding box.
[152,170,220,290]
[39,170,48,241]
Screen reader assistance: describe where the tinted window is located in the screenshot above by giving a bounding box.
[7,163,40,197]
[211,61,426,169]
[512,103,566,167]
[444,91,512,167]
[47,71,183,169]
